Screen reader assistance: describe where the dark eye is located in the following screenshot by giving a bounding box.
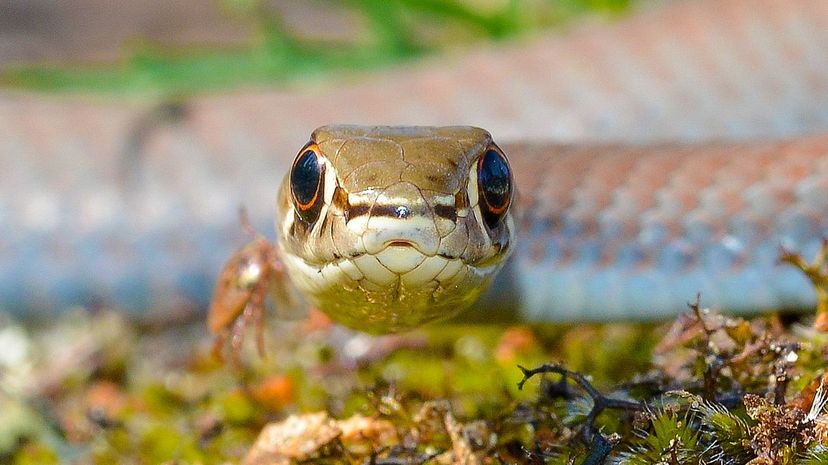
[477,147,512,229]
[290,144,325,224]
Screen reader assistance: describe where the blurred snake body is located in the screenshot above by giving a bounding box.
[4,0,828,325]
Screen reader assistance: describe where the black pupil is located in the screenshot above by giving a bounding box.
[479,149,510,211]
[292,149,321,206]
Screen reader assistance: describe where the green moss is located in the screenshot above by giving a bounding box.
[12,442,58,465]
[12,281,828,464]
[218,391,258,425]
[804,449,828,464]
[694,398,754,462]
[616,410,702,464]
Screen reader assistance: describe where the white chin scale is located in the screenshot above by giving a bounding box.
[278,241,503,333]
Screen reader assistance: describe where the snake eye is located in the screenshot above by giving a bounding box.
[477,147,512,229]
[290,143,325,224]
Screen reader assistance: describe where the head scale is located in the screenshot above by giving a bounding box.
[277,125,515,333]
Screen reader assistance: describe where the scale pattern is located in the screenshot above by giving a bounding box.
[506,136,828,319]
[2,0,828,319]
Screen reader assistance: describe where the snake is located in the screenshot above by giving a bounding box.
[275,126,515,332]
[4,0,828,330]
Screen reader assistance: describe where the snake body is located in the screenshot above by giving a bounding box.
[3,0,828,322]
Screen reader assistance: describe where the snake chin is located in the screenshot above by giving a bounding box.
[279,244,505,333]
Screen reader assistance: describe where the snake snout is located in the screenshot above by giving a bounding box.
[361,183,440,256]
[362,223,440,257]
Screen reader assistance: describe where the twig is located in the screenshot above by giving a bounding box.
[517,362,645,460]
[779,238,828,331]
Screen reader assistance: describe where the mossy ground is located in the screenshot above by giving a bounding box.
[3,297,828,464]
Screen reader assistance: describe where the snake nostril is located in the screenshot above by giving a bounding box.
[388,240,415,248]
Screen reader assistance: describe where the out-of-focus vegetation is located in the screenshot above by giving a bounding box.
[1,0,636,95]
[0,309,655,464]
[7,303,828,464]
[5,244,828,464]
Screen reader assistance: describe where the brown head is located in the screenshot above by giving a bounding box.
[276,125,515,332]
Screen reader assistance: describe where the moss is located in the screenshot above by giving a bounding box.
[13,442,58,465]
[8,241,828,463]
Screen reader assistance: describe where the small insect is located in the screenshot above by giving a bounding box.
[207,209,294,365]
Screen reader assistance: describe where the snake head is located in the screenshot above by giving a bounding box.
[276,125,516,333]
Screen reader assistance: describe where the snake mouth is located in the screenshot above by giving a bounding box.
[333,250,463,265]
[295,251,493,293]
[288,243,495,288]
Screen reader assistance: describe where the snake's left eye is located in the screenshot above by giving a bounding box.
[290,143,325,224]
[477,147,512,229]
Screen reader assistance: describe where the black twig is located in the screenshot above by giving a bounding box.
[517,362,646,456]
[688,293,712,336]
[687,295,723,401]
[581,432,618,465]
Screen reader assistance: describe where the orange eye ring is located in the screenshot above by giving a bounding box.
[477,146,512,229]
[290,142,325,224]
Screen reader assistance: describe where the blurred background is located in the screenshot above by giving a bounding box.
[0,0,641,320]
[4,0,828,320]
[4,2,828,464]
[1,0,633,94]
[3,0,828,321]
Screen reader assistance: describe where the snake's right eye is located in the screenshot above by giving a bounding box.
[477,146,512,230]
[290,143,325,224]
